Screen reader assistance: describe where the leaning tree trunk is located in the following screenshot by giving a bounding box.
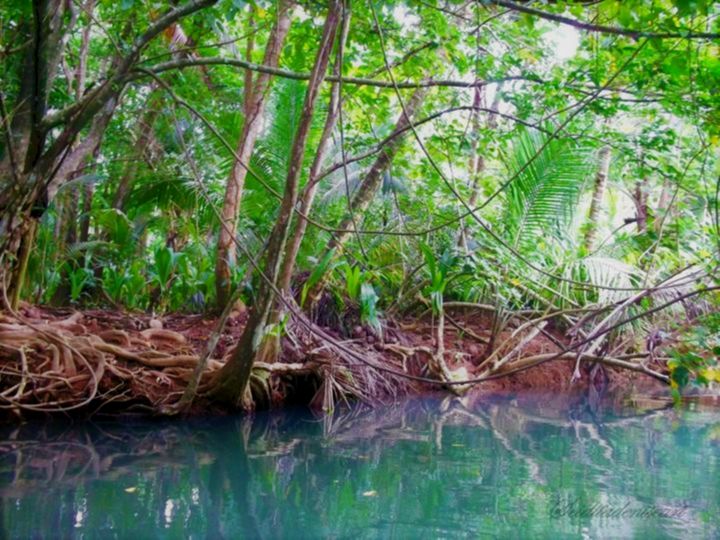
[275,8,352,304]
[214,1,293,310]
[210,0,343,407]
[257,9,351,365]
[49,96,119,305]
[583,145,611,251]
[304,84,429,306]
[50,0,94,261]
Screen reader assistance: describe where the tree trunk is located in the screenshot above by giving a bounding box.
[304,84,429,306]
[78,183,93,243]
[8,219,37,310]
[0,0,67,286]
[242,6,256,116]
[210,0,343,407]
[50,0,94,257]
[0,0,67,182]
[634,177,649,233]
[214,0,293,310]
[276,9,352,298]
[48,95,119,202]
[457,86,500,251]
[55,189,78,249]
[583,145,611,251]
[51,96,118,305]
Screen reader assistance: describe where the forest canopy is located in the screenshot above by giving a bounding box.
[0,0,718,413]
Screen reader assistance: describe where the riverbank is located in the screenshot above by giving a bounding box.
[0,303,670,418]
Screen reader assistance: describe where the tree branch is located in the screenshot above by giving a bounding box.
[137,56,536,89]
[40,0,217,130]
[489,0,720,40]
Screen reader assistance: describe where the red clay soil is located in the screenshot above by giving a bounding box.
[0,303,668,417]
[393,312,666,396]
[81,305,664,395]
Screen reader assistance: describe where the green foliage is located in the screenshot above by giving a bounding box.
[151,246,176,292]
[67,263,94,303]
[300,250,340,307]
[359,283,381,335]
[102,265,129,305]
[503,129,595,250]
[420,242,450,314]
[339,264,382,334]
[345,265,362,301]
[668,312,720,401]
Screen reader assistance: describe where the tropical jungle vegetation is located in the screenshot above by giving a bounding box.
[0,0,718,415]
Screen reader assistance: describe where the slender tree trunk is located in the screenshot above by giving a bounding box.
[276,10,351,298]
[304,84,429,306]
[214,1,293,310]
[8,219,36,310]
[257,9,352,364]
[75,0,94,98]
[458,87,484,251]
[211,0,343,407]
[54,190,77,248]
[78,183,93,243]
[583,145,611,251]
[634,177,649,233]
[242,6,256,116]
[457,86,500,251]
[51,96,118,305]
[275,12,415,297]
[51,0,93,252]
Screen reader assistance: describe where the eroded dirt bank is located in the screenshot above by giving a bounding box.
[0,304,668,418]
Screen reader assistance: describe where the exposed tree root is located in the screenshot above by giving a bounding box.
[0,305,413,416]
[0,303,671,418]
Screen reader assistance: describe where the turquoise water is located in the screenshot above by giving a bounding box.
[1,393,719,539]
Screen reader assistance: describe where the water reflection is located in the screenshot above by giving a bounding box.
[1,393,719,538]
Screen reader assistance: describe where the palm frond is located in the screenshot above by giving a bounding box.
[255,78,306,178]
[502,129,595,250]
[650,266,709,317]
[569,256,641,305]
[243,78,307,217]
[318,136,369,203]
[124,173,202,213]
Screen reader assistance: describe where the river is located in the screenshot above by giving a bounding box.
[1,392,718,538]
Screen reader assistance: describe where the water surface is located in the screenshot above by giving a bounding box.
[1,393,719,538]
